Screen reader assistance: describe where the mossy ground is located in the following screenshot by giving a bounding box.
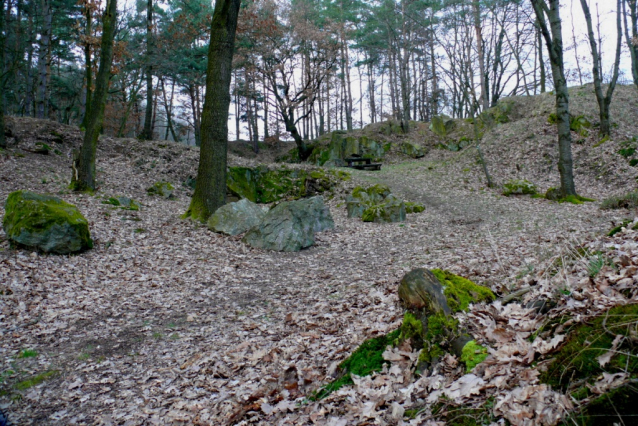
[540,303,638,399]
[311,329,401,400]
[461,340,489,372]
[559,383,638,425]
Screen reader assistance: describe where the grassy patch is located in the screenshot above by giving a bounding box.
[17,349,38,359]
[601,190,638,210]
[14,370,58,390]
[540,304,638,396]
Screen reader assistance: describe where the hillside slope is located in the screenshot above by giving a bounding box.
[0,86,637,425]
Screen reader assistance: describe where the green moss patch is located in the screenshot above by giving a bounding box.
[540,304,638,396]
[502,179,537,196]
[461,340,489,372]
[312,329,400,400]
[558,195,596,204]
[103,196,140,211]
[431,269,496,313]
[14,370,58,391]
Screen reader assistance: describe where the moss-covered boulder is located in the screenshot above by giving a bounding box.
[362,194,406,223]
[397,268,495,371]
[347,185,423,223]
[146,181,174,198]
[242,196,334,251]
[401,141,426,158]
[3,191,93,254]
[502,179,537,196]
[207,199,268,236]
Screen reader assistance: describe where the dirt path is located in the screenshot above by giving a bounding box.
[0,145,625,425]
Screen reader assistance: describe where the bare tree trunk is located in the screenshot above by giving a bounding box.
[473,0,489,111]
[580,0,622,138]
[0,0,5,149]
[537,20,546,93]
[570,0,584,86]
[36,0,51,119]
[623,0,638,87]
[71,0,117,192]
[160,77,179,142]
[24,5,34,116]
[185,0,241,222]
[532,0,576,197]
[81,2,92,128]
[139,0,154,140]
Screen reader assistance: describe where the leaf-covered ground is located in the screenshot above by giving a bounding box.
[2,86,638,425]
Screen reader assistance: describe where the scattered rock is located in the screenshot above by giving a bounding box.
[400,141,425,158]
[502,179,537,196]
[147,181,174,198]
[430,115,456,137]
[346,185,422,223]
[207,199,268,236]
[398,268,451,315]
[242,196,334,251]
[2,190,93,254]
[361,194,406,223]
[103,196,140,211]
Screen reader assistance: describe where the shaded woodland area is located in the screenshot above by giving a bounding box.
[3,0,638,425]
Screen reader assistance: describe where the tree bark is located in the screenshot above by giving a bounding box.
[580,0,622,138]
[532,0,576,197]
[81,1,92,129]
[473,0,489,111]
[139,0,154,140]
[0,0,5,149]
[623,0,638,87]
[71,0,117,192]
[184,0,241,222]
[36,0,51,119]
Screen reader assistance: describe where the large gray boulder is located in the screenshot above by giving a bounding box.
[207,199,268,236]
[242,196,334,252]
[3,191,93,254]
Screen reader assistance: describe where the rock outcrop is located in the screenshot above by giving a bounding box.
[242,196,334,252]
[207,199,268,236]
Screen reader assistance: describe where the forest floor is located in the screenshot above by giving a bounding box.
[1,85,638,425]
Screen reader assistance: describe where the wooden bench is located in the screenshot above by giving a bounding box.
[344,156,382,171]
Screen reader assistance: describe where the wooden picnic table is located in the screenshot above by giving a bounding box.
[344,156,382,171]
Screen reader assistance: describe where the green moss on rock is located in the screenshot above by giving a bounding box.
[431,269,496,313]
[502,179,537,196]
[3,191,93,254]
